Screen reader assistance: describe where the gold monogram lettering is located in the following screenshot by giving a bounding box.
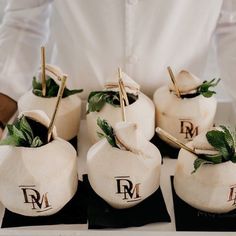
[180,119,198,139]
[19,185,52,213]
[228,184,236,206]
[115,176,141,202]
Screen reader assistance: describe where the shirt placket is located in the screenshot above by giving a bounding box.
[124,0,139,75]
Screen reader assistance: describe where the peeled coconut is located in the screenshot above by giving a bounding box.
[86,72,155,144]
[153,70,217,147]
[18,64,82,140]
[87,121,161,209]
[0,110,78,216]
[174,130,236,213]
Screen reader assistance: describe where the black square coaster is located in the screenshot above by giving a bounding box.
[1,180,88,228]
[171,176,236,231]
[83,175,171,229]
[150,134,179,159]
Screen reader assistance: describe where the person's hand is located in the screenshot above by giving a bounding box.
[0,93,17,139]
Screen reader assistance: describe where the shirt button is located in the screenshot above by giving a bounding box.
[127,0,138,5]
[128,55,139,64]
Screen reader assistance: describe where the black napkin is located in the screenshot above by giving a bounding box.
[84,175,171,229]
[171,176,236,231]
[1,180,88,228]
[150,133,179,159]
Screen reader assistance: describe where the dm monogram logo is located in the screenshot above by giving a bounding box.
[19,185,52,213]
[228,184,236,206]
[180,119,198,139]
[115,176,141,202]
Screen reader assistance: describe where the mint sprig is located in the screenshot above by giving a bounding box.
[0,116,44,148]
[96,118,118,148]
[32,77,83,98]
[87,91,138,113]
[197,78,220,98]
[192,126,236,173]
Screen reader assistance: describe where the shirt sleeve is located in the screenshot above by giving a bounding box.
[0,0,53,101]
[215,0,236,105]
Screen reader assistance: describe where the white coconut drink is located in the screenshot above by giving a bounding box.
[165,125,236,214]
[0,110,78,216]
[153,67,220,147]
[18,47,83,140]
[86,68,155,144]
[87,118,162,209]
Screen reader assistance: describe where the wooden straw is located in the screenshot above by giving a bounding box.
[167,66,180,98]
[47,75,67,142]
[41,46,46,96]
[118,68,126,122]
[156,127,197,155]
[118,68,129,106]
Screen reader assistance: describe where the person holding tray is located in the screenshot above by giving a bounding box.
[0,0,235,137]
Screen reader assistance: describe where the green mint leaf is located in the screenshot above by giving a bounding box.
[220,125,235,152]
[201,91,216,98]
[46,78,59,97]
[31,136,43,147]
[194,126,236,172]
[32,89,43,97]
[192,158,213,174]
[87,93,106,113]
[87,91,138,113]
[0,115,45,148]
[206,130,227,151]
[97,118,118,148]
[6,124,14,135]
[32,77,42,90]
[12,126,27,143]
[197,78,220,98]
[0,136,21,146]
[18,116,34,144]
[19,116,34,137]
[206,130,231,161]
[63,88,83,98]
[32,77,83,98]
[202,154,223,164]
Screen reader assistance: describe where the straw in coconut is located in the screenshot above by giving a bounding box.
[47,75,67,142]
[41,46,47,97]
[167,66,180,98]
[156,127,197,155]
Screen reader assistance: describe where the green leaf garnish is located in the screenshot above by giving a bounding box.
[197,78,220,98]
[32,77,83,98]
[87,91,138,113]
[192,126,236,173]
[0,115,45,148]
[96,118,118,148]
[192,158,213,174]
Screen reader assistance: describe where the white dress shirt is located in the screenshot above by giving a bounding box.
[0,0,236,102]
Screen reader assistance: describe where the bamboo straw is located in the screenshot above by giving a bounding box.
[118,68,126,122]
[47,75,67,142]
[118,68,129,106]
[41,46,46,96]
[167,66,180,98]
[156,127,197,155]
